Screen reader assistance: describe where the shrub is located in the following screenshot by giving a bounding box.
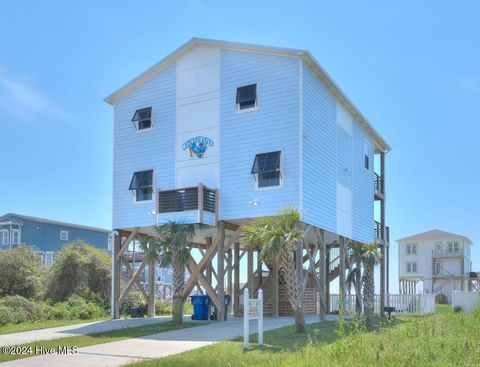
[155,300,173,315]
[0,245,44,298]
[0,305,13,325]
[48,302,72,320]
[120,292,146,315]
[66,295,105,320]
[453,305,463,313]
[0,295,39,321]
[45,240,111,302]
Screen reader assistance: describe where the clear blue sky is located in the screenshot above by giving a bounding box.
[1,1,479,292]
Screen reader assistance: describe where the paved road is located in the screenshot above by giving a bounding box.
[0,315,329,366]
[0,316,197,346]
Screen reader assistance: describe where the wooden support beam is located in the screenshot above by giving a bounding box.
[271,259,279,317]
[223,225,244,252]
[223,221,240,232]
[217,221,225,322]
[148,261,156,317]
[117,228,139,260]
[119,261,146,304]
[187,256,222,311]
[186,263,203,295]
[339,236,346,312]
[380,243,386,315]
[112,233,121,319]
[296,241,304,300]
[182,233,221,300]
[256,253,262,293]
[325,247,330,313]
[315,229,327,320]
[234,242,240,315]
[247,247,254,292]
[123,258,149,301]
[227,249,233,297]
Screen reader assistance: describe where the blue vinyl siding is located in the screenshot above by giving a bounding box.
[219,49,300,220]
[351,123,375,243]
[301,64,374,243]
[336,127,353,189]
[301,64,337,233]
[1,216,108,252]
[113,63,176,229]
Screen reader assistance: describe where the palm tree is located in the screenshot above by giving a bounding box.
[360,242,382,327]
[241,208,307,333]
[155,221,196,324]
[346,267,361,314]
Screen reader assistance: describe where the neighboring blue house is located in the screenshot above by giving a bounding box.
[0,213,111,266]
[106,38,391,318]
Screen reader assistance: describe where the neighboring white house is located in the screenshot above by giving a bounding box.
[397,229,473,303]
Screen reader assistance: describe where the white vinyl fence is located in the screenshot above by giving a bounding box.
[451,291,480,312]
[329,294,435,316]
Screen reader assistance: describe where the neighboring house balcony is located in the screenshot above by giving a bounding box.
[374,220,390,245]
[157,183,218,226]
[374,173,385,200]
[432,248,464,258]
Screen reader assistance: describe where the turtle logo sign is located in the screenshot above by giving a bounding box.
[182,136,214,159]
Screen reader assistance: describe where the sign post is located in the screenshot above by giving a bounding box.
[243,288,263,349]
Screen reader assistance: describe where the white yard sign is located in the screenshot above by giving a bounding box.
[243,288,263,349]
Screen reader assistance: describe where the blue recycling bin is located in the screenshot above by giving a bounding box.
[190,295,211,320]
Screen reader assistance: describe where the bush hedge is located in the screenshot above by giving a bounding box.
[0,295,108,326]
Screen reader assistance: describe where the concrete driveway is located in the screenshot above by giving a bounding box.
[0,315,327,367]
[0,315,197,346]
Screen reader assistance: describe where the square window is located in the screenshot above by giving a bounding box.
[406,243,417,255]
[129,170,154,202]
[406,262,417,273]
[251,151,281,188]
[60,230,69,241]
[236,84,257,110]
[131,107,152,130]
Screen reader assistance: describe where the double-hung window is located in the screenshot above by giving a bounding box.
[447,241,460,254]
[406,243,417,255]
[129,170,154,202]
[11,227,20,246]
[44,251,55,267]
[236,84,257,111]
[0,229,9,246]
[406,262,418,273]
[132,107,152,130]
[251,151,281,188]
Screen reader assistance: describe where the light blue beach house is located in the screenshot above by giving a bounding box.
[106,38,391,319]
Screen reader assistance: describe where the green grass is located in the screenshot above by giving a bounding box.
[0,321,200,363]
[129,305,480,367]
[0,317,109,335]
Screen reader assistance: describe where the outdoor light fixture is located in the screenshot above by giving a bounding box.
[148,209,156,215]
[250,199,259,206]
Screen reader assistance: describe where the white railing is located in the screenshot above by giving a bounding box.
[329,294,435,316]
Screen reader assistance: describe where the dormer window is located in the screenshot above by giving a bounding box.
[129,170,154,202]
[236,84,257,111]
[131,107,152,130]
[251,151,281,188]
